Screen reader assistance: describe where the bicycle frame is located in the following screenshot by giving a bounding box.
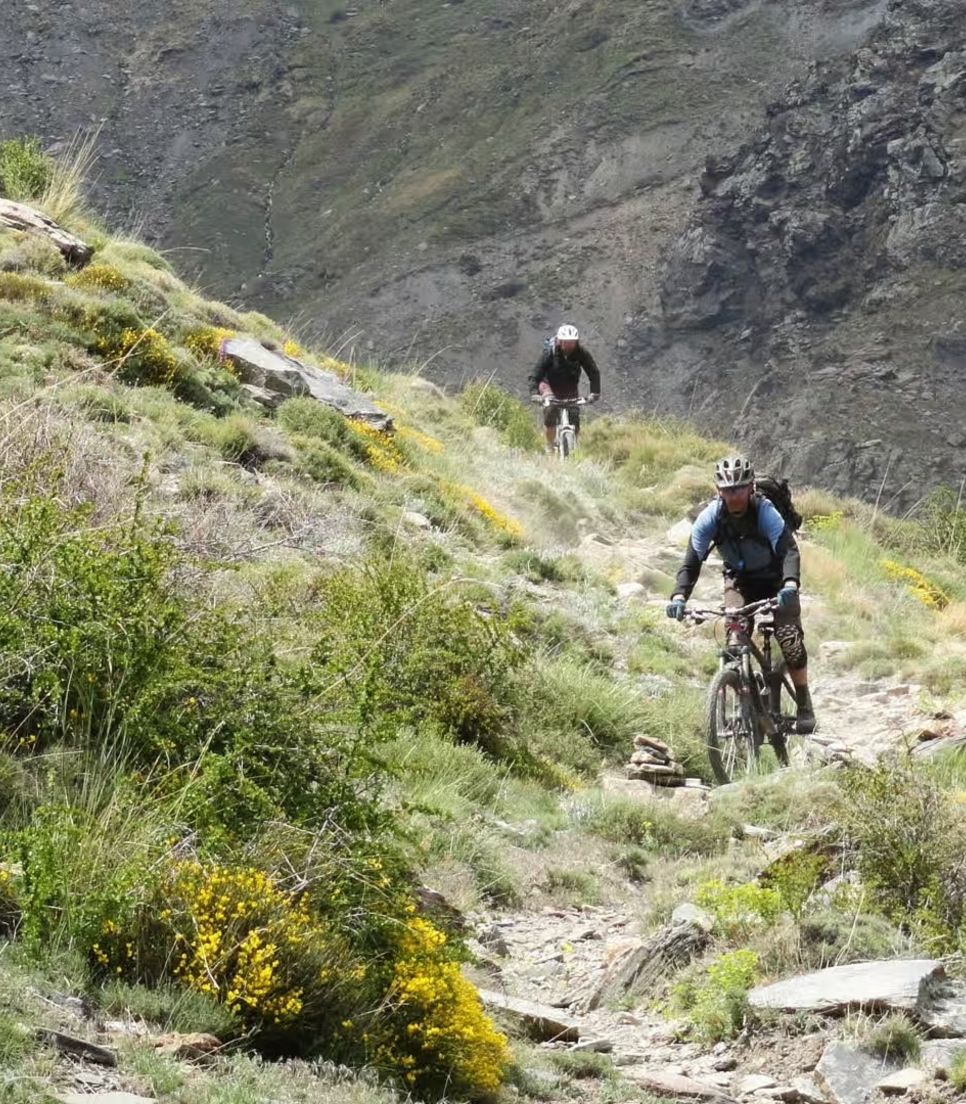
[722,610,796,737]
[696,600,796,738]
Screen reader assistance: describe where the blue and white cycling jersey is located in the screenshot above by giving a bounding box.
[691,497,787,575]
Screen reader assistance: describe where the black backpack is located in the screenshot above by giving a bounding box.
[755,476,803,532]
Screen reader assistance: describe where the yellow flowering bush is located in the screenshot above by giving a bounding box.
[881,559,950,610]
[807,511,844,532]
[0,865,21,935]
[96,860,356,1037]
[282,338,305,358]
[67,263,131,294]
[185,325,235,363]
[348,419,409,475]
[96,326,182,386]
[455,484,524,539]
[397,424,445,455]
[0,271,52,302]
[371,916,509,1098]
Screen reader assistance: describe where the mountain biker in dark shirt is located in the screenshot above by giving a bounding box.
[666,455,816,734]
[528,324,601,448]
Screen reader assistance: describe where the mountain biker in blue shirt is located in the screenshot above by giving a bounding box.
[666,455,815,734]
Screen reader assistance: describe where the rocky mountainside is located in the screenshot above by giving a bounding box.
[647,0,966,505]
[8,0,966,499]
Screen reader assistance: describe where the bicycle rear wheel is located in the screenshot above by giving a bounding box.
[706,667,762,784]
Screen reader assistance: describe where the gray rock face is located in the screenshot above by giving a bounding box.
[642,0,966,504]
[815,1042,900,1104]
[220,338,392,430]
[748,959,944,1014]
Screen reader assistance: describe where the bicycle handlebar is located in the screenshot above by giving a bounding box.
[530,395,591,406]
[683,597,779,625]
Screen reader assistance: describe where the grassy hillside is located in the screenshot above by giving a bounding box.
[3,140,966,1102]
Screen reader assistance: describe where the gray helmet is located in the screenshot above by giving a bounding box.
[714,455,754,488]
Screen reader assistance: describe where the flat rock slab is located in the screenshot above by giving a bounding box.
[625,1069,738,1102]
[58,1095,156,1104]
[38,1029,117,1066]
[815,1042,899,1104]
[478,989,580,1042]
[736,1073,777,1094]
[920,1037,966,1073]
[748,959,943,1014]
[876,1067,928,1095]
[221,337,393,429]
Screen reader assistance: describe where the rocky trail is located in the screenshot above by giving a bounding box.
[461,519,966,1103]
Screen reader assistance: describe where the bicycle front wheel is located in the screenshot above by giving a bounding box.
[706,667,762,784]
[558,427,575,459]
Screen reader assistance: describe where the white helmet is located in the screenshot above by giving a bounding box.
[714,455,755,488]
[556,323,579,342]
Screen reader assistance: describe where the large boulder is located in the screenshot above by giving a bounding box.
[748,959,944,1015]
[0,198,93,268]
[220,337,393,430]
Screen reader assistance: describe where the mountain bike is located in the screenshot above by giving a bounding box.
[540,396,588,460]
[683,597,796,784]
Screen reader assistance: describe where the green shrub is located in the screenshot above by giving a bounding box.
[0,1011,33,1067]
[501,550,585,584]
[542,867,601,905]
[674,949,759,1042]
[798,909,908,969]
[0,137,52,201]
[97,979,239,1037]
[861,1015,922,1059]
[760,848,831,918]
[0,231,66,277]
[695,880,785,939]
[287,434,360,488]
[860,1013,921,1062]
[190,413,263,466]
[951,1050,966,1093]
[460,380,542,451]
[310,557,524,755]
[67,385,132,423]
[548,1050,615,1079]
[530,657,648,758]
[614,845,650,883]
[835,762,966,948]
[277,397,369,463]
[583,795,731,858]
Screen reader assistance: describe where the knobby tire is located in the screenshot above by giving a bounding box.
[706,666,762,784]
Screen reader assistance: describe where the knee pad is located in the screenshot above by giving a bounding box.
[775,623,808,671]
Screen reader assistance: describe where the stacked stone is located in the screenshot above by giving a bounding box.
[626,735,686,786]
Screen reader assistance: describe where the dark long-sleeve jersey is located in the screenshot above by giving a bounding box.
[527,344,601,399]
[673,497,802,599]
